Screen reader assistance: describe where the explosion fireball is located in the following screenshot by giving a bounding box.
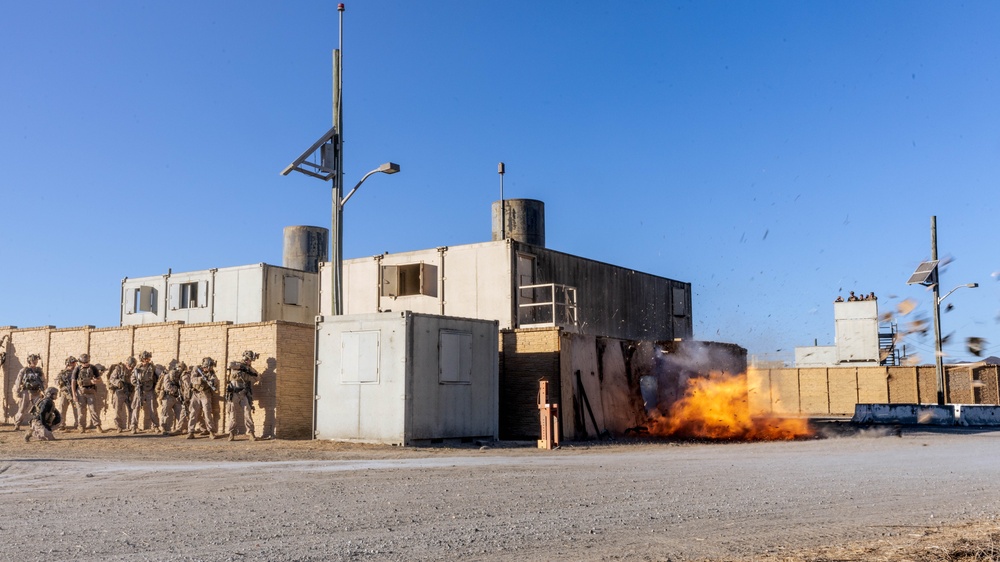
[646,371,813,441]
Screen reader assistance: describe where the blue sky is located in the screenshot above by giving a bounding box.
[2,1,999,364]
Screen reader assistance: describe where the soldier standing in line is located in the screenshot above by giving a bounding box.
[187,357,219,439]
[71,353,105,433]
[225,350,260,441]
[54,356,80,431]
[130,351,159,434]
[12,354,45,431]
[105,357,136,433]
[156,362,185,435]
[24,387,61,442]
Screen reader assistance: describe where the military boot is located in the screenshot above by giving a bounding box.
[249,432,260,442]
[23,431,31,442]
[13,423,20,431]
[228,432,236,442]
[186,433,195,440]
[209,433,217,440]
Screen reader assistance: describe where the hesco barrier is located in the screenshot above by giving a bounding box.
[749,365,1000,416]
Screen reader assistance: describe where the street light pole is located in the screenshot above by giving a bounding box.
[930,216,945,406]
[333,162,400,315]
[281,3,400,317]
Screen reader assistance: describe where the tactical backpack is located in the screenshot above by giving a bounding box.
[31,398,61,428]
[22,370,43,392]
[77,365,98,388]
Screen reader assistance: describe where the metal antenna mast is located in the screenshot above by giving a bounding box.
[498,162,505,239]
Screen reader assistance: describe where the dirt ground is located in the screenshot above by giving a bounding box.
[1,423,999,561]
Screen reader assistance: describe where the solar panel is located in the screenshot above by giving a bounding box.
[906,260,939,286]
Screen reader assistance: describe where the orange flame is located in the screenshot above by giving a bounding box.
[647,372,813,441]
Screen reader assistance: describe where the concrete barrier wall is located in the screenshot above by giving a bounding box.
[751,365,1000,416]
[2,321,314,439]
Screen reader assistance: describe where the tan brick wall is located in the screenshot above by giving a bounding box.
[274,322,315,439]
[178,323,231,433]
[746,367,772,415]
[90,327,135,368]
[226,323,279,437]
[857,367,889,403]
[3,327,53,421]
[888,367,919,403]
[2,321,315,438]
[500,328,561,439]
[798,368,829,414]
[133,323,182,372]
[49,327,92,379]
[828,368,858,415]
[770,369,800,415]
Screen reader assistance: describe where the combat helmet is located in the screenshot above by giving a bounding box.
[139,350,152,361]
[26,353,41,364]
[65,356,78,366]
[242,350,259,362]
[201,357,216,369]
[79,353,90,363]
[45,387,58,397]
[126,356,137,368]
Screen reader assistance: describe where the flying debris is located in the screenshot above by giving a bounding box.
[897,299,918,316]
[967,337,986,357]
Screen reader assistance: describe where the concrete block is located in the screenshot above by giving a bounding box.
[852,403,956,425]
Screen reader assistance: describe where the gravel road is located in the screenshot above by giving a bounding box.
[1,424,999,561]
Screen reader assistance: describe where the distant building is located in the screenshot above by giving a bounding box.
[120,263,319,326]
[795,299,899,367]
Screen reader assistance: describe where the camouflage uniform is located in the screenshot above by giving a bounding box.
[12,354,45,430]
[71,354,104,433]
[157,363,185,435]
[25,387,61,442]
[225,350,260,441]
[130,352,160,433]
[187,358,219,439]
[106,358,135,432]
[53,358,80,430]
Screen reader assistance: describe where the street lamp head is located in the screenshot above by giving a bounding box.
[968,283,979,288]
[378,162,400,175]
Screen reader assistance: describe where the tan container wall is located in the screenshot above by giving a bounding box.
[770,369,801,414]
[828,368,859,415]
[747,368,772,415]
[888,367,919,403]
[798,368,829,414]
[857,367,889,403]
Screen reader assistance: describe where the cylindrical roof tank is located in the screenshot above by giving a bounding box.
[491,199,545,247]
[283,226,329,273]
